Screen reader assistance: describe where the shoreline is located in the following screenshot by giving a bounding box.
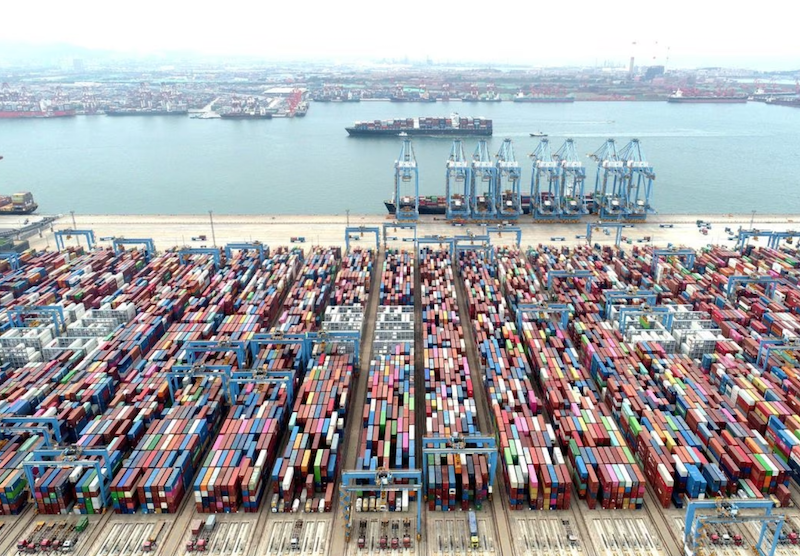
[19,213,799,252]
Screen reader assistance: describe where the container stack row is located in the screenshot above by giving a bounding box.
[354,250,416,512]
[270,247,359,513]
[460,250,572,509]
[420,248,488,510]
[192,250,303,513]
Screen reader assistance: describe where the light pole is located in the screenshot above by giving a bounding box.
[750,210,756,230]
[70,210,77,230]
[209,210,217,247]
[346,209,350,227]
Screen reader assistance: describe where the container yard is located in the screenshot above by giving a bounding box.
[3,217,800,556]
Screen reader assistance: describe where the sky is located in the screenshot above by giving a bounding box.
[1,0,799,70]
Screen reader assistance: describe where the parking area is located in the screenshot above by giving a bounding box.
[9,515,96,555]
[586,515,665,556]
[510,515,583,556]
[262,517,330,556]
[427,514,496,556]
[346,516,418,556]
[90,519,171,556]
[176,519,252,556]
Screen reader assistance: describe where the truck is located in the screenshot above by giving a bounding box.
[357,520,367,549]
[290,519,303,550]
[142,522,165,551]
[391,521,399,549]
[468,510,480,549]
[379,519,389,549]
[403,518,412,548]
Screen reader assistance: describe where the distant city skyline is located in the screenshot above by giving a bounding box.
[1,0,799,71]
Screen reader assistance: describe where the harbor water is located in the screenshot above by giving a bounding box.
[1,100,799,215]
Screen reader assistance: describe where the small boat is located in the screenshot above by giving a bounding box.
[398,132,409,137]
[530,132,548,137]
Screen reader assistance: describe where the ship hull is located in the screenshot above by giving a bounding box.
[0,204,38,215]
[0,110,76,118]
[667,97,747,103]
[513,98,575,103]
[385,201,531,215]
[347,128,491,137]
[105,110,189,116]
[220,114,273,119]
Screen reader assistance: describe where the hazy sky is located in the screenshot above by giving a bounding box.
[2,0,799,69]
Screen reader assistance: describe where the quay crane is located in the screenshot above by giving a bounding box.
[495,139,522,219]
[471,140,497,219]
[394,138,419,221]
[530,139,561,220]
[445,140,471,219]
[590,139,627,219]
[554,139,588,219]
[618,139,655,220]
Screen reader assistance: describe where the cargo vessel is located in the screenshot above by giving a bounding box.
[667,89,748,103]
[105,108,188,116]
[385,195,532,215]
[514,92,575,103]
[765,96,800,108]
[0,192,38,215]
[219,110,273,120]
[0,109,76,118]
[347,114,492,137]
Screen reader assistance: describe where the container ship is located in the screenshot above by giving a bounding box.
[765,96,800,108]
[347,114,492,137]
[514,92,575,103]
[384,193,598,215]
[0,192,38,215]
[105,108,188,116]
[219,110,273,120]
[667,89,748,103]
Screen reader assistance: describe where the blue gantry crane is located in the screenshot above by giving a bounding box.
[345,226,380,252]
[726,274,782,299]
[768,230,800,249]
[486,225,522,248]
[586,222,633,247]
[9,305,67,337]
[421,434,498,503]
[530,139,561,220]
[54,229,95,251]
[112,238,156,261]
[0,252,21,271]
[471,140,497,219]
[382,222,417,247]
[516,303,571,330]
[394,138,419,221]
[602,288,657,318]
[590,139,627,219]
[224,242,267,263]
[735,228,772,252]
[445,140,471,219]
[178,247,222,268]
[757,337,800,370]
[554,139,587,219]
[651,247,696,277]
[340,468,423,543]
[618,139,655,220]
[416,236,456,259]
[495,139,522,219]
[684,498,784,556]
